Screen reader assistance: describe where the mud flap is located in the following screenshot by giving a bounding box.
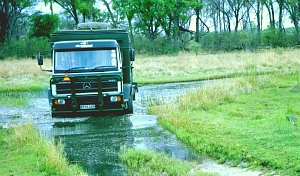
[47,88,52,106]
[123,83,131,101]
[132,82,138,100]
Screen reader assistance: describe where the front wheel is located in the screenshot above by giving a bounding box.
[125,98,133,114]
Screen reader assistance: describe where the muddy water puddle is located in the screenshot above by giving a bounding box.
[0,81,262,176]
[39,115,201,175]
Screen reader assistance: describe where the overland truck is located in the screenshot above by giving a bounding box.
[37,22,138,117]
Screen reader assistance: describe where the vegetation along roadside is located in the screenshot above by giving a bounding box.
[122,48,300,175]
[147,72,300,175]
[0,123,87,175]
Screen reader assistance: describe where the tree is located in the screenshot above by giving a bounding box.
[263,0,275,29]
[205,0,222,32]
[77,0,99,22]
[29,12,59,38]
[102,0,118,27]
[53,0,79,25]
[253,0,263,44]
[284,0,300,43]
[133,0,167,53]
[52,0,100,26]
[152,0,199,48]
[210,0,233,32]
[43,0,54,15]
[111,0,136,45]
[194,0,204,42]
[227,0,246,32]
[0,0,35,43]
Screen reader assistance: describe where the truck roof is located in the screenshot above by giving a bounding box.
[50,29,129,42]
[52,40,119,50]
[50,30,129,48]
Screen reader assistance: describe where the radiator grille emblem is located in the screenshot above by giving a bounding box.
[83,83,91,89]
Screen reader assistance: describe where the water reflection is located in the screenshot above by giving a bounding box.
[39,114,200,175]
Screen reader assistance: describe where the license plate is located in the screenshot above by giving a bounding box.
[80,104,96,109]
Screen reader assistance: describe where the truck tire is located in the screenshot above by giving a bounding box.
[126,98,133,114]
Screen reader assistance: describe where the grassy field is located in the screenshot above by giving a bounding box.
[144,49,300,175]
[134,48,299,84]
[1,48,300,175]
[147,74,300,175]
[126,48,300,175]
[0,123,87,175]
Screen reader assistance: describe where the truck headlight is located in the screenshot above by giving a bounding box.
[110,96,118,102]
[54,99,65,105]
[110,96,122,102]
[58,99,65,104]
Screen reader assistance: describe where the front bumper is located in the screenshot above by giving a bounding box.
[51,95,127,117]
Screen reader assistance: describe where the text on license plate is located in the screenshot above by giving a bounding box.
[80,104,96,109]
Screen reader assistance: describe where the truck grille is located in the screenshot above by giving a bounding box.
[55,77,118,94]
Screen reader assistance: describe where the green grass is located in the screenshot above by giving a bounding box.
[0,80,48,92]
[149,73,300,175]
[0,124,87,176]
[0,91,28,107]
[120,147,215,176]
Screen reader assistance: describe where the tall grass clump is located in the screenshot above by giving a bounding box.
[120,147,214,176]
[0,124,87,175]
[175,78,255,112]
[0,91,28,107]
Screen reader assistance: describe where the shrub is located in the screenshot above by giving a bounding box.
[1,37,49,59]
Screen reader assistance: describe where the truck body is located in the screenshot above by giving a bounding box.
[37,23,138,117]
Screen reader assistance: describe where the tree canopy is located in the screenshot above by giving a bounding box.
[1,0,300,55]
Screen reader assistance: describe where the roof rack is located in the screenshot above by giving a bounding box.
[77,22,110,30]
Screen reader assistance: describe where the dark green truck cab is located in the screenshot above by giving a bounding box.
[37,23,138,117]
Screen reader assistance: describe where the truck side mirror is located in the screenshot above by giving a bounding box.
[130,49,135,61]
[37,55,43,65]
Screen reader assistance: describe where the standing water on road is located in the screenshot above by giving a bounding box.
[37,82,207,175]
[0,81,206,175]
[36,82,207,175]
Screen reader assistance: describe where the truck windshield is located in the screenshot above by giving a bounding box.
[54,49,118,73]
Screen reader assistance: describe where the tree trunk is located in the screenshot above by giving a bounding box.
[264,0,275,29]
[128,19,134,47]
[102,0,117,27]
[195,6,200,42]
[256,0,261,45]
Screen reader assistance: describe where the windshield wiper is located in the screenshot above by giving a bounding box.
[64,67,87,73]
[90,66,116,72]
